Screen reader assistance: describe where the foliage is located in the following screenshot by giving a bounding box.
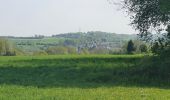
[127,40,135,54]
[46,46,68,55]
[122,0,170,56]
[160,0,170,12]
[46,46,77,55]
[123,0,170,36]
[151,42,160,54]
[67,46,77,54]
[33,51,48,56]
[79,48,89,54]
[122,39,149,54]
[14,48,26,56]
[139,44,148,53]
[63,39,77,46]
[0,38,16,56]
[149,27,170,56]
[109,48,125,54]
[89,48,110,54]
[8,32,136,55]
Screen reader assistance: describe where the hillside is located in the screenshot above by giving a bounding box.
[7,31,137,53]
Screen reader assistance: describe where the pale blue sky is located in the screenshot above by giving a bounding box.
[0,0,136,36]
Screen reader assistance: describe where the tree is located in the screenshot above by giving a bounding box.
[151,42,160,54]
[122,0,170,36]
[121,0,170,56]
[139,44,148,53]
[160,0,170,12]
[127,40,135,54]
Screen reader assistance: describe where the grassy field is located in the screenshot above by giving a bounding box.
[0,55,169,100]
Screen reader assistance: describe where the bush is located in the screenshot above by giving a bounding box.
[14,48,26,56]
[139,44,148,53]
[46,46,77,55]
[0,38,16,56]
[46,46,68,55]
[33,51,48,56]
[127,40,135,54]
[89,48,109,54]
[79,48,89,55]
[67,47,77,54]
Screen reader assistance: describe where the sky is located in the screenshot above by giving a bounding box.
[0,0,136,36]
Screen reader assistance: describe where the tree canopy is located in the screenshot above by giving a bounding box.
[127,40,135,54]
[122,0,170,36]
[121,0,170,55]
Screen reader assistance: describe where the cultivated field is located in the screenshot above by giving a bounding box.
[0,55,169,100]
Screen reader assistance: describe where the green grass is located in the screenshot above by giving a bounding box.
[0,55,169,100]
[10,37,66,52]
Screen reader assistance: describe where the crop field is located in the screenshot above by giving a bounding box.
[0,55,169,100]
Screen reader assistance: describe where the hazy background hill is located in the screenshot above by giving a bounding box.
[5,31,136,54]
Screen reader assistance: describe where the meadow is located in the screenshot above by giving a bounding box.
[0,55,169,100]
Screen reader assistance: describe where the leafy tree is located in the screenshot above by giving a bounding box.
[121,0,170,56]
[151,42,160,54]
[46,46,68,55]
[139,44,148,53]
[122,0,170,36]
[64,39,76,46]
[127,40,135,54]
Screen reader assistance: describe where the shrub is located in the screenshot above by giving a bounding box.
[139,44,148,53]
[0,38,16,56]
[127,40,135,54]
[33,51,48,56]
[89,48,109,54]
[46,46,68,55]
[67,47,77,54]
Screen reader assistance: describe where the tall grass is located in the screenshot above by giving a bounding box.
[0,55,169,100]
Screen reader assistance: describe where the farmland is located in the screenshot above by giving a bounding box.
[0,55,169,100]
[7,32,136,53]
[0,0,170,99]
